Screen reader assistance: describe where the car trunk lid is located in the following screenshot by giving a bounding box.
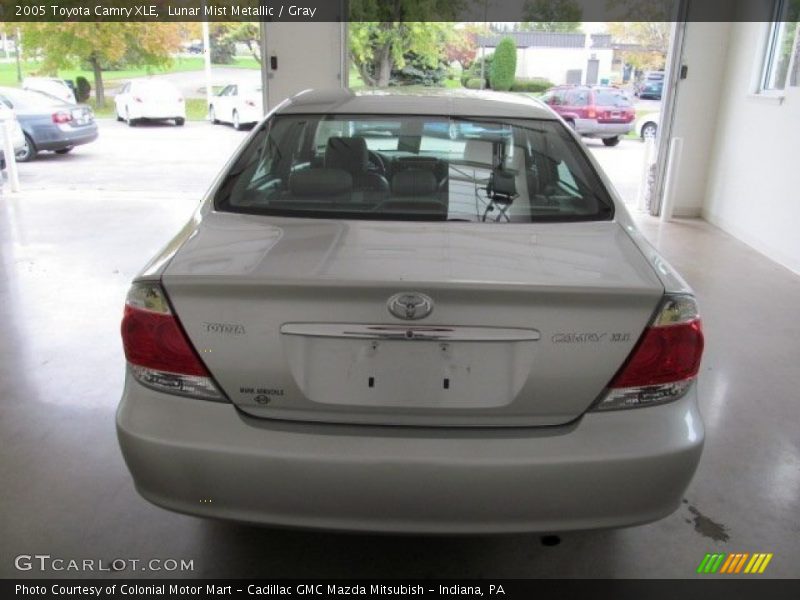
[161,212,663,427]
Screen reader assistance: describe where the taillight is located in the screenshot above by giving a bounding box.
[121,282,226,401]
[52,111,73,124]
[593,294,704,411]
[587,105,597,119]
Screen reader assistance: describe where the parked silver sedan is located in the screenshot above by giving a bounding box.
[0,86,97,162]
[117,89,705,533]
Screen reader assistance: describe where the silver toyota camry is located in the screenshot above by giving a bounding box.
[117,89,704,533]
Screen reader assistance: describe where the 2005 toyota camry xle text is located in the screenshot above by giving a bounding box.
[116,89,704,533]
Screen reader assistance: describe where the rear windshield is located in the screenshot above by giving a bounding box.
[214,114,614,223]
[136,81,178,94]
[593,90,632,107]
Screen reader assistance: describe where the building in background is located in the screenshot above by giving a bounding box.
[476,31,615,85]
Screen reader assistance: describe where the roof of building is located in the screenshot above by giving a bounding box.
[277,88,557,120]
[477,32,613,49]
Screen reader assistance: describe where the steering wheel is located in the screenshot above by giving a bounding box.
[367,150,386,175]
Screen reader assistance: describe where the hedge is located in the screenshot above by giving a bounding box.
[464,78,485,90]
[489,37,517,91]
[510,78,554,93]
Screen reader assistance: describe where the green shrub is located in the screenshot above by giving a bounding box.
[489,37,517,91]
[510,78,553,93]
[75,76,91,102]
[461,55,493,88]
[464,78,485,90]
[389,53,448,86]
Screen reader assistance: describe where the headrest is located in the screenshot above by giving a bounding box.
[391,169,438,197]
[325,137,368,174]
[464,139,494,166]
[289,168,352,197]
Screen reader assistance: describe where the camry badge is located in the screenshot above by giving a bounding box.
[387,292,434,321]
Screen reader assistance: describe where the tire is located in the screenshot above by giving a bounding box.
[565,119,576,131]
[15,134,37,162]
[115,108,123,122]
[55,147,74,154]
[602,136,621,147]
[209,106,218,124]
[232,110,241,131]
[641,122,657,140]
[175,118,185,126]
[448,122,460,140]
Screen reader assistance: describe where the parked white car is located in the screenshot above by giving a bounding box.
[117,89,705,534]
[114,79,185,127]
[208,82,263,130]
[22,77,76,104]
[636,111,660,140]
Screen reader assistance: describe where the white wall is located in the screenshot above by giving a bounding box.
[703,21,800,274]
[665,22,733,217]
[516,48,614,84]
[263,23,345,109]
[478,47,614,85]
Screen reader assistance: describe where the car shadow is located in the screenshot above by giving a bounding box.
[193,520,622,578]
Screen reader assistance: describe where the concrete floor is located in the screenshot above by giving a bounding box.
[0,121,798,578]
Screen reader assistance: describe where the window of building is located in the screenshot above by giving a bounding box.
[760,0,800,92]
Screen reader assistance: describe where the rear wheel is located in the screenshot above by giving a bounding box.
[15,134,37,162]
[175,118,185,127]
[602,136,620,147]
[641,122,657,140]
[55,147,74,154]
[232,110,241,131]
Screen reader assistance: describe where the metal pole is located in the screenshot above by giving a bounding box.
[202,21,213,117]
[1,117,21,193]
[15,28,22,83]
[479,1,488,89]
[259,22,269,114]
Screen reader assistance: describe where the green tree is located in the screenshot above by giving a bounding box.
[349,0,462,87]
[607,22,671,71]
[489,36,516,91]
[20,23,181,108]
[520,0,582,32]
[222,23,261,63]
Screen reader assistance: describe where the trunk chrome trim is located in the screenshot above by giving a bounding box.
[280,323,541,342]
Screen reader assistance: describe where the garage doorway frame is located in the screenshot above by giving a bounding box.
[649,0,690,216]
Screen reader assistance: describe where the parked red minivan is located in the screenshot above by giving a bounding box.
[540,85,635,147]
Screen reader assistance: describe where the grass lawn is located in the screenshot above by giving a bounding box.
[0,56,260,88]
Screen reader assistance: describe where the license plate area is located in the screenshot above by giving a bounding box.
[281,325,538,410]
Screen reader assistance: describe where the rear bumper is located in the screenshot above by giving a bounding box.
[33,124,98,151]
[130,106,186,121]
[574,119,634,138]
[117,378,704,533]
